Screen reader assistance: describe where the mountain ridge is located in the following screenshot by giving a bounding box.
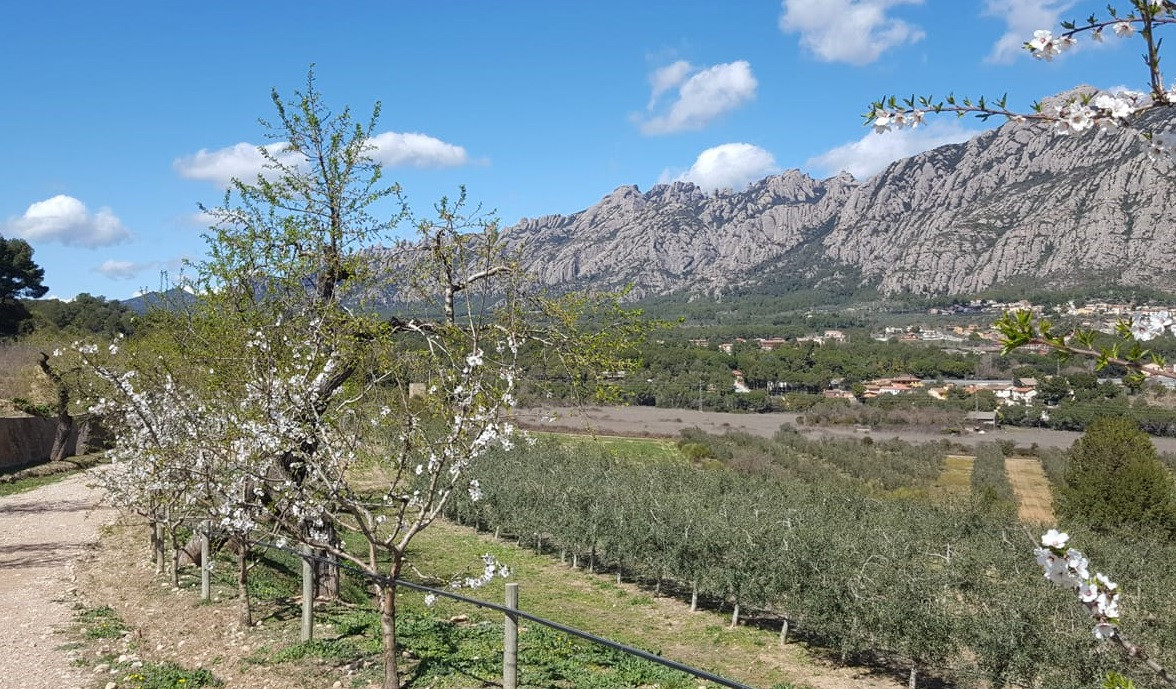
[504,103,1176,300]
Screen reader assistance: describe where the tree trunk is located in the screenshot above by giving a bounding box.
[237,544,252,627]
[385,554,409,686]
[313,549,339,600]
[49,415,73,462]
[177,534,204,568]
[35,352,74,462]
[150,519,161,571]
[380,581,401,689]
[154,520,165,574]
[690,580,698,612]
[170,536,180,588]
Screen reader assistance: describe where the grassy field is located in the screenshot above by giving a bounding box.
[929,455,973,499]
[78,507,918,689]
[206,517,899,688]
[928,453,1056,524]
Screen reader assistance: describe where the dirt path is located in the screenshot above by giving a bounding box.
[1005,457,1056,524]
[0,472,115,688]
[514,405,1176,452]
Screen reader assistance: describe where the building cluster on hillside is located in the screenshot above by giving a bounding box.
[926,299,1042,316]
[870,326,968,344]
[691,301,1176,370]
[857,376,1039,406]
[701,332,849,355]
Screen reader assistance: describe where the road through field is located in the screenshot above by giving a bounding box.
[0,472,115,688]
[514,405,1176,453]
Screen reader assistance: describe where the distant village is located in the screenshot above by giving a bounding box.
[689,299,1176,401]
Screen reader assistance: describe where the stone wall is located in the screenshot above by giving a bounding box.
[0,416,81,470]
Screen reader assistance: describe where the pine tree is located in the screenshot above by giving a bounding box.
[1056,416,1176,536]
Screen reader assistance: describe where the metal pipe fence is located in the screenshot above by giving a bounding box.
[249,539,757,689]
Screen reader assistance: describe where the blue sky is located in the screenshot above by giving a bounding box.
[0,1,1151,300]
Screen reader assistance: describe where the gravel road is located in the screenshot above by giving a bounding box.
[0,472,114,689]
[513,404,1176,453]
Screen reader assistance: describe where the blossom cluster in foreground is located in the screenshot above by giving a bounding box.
[871,8,1176,162]
[1035,529,1121,639]
[1129,310,1175,341]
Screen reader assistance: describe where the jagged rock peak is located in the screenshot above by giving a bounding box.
[503,99,1176,299]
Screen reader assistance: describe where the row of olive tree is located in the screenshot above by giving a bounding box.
[448,435,1176,688]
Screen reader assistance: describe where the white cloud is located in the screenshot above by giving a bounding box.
[185,210,219,228]
[96,259,149,280]
[366,132,469,168]
[173,142,300,187]
[660,143,780,192]
[639,61,758,135]
[175,132,470,187]
[96,257,185,281]
[780,0,924,66]
[647,60,693,109]
[806,120,981,179]
[3,195,130,247]
[983,0,1075,64]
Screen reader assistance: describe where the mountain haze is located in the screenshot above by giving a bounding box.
[506,99,1176,299]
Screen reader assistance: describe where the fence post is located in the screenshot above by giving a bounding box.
[301,544,314,642]
[200,520,210,602]
[504,582,519,689]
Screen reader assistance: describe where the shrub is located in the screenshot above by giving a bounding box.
[1056,417,1176,536]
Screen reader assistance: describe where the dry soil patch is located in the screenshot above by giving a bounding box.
[1005,457,1056,524]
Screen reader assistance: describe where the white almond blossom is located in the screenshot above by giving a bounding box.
[1036,532,1122,639]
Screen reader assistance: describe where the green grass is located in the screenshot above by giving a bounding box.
[0,452,106,496]
[117,661,222,689]
[227,519,811,688]
[0,470,71,496]
[76,605,130,639]
[73,605,222,687]
[395,522,812,688]
[930,454,974,500]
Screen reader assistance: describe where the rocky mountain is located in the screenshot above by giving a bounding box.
[505,97,1176,299]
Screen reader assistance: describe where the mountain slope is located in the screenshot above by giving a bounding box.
[506,100,1176,298]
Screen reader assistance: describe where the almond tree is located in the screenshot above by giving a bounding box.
[89,70,642,689]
